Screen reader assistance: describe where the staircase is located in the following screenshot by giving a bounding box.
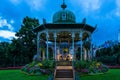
[54,61,74,80]
[57,61,72,66]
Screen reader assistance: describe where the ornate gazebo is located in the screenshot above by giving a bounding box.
[34,1,96,61]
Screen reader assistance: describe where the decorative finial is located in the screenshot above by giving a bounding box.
[63,0,65,3]
[61,0,67,10]
[82,18,86,24]
[43,18,46,24]
[95,24,97,28]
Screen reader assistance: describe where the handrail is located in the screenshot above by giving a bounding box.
[53,66,57,80]
[73,61,81,80]
[53,69,56,80]
[48,73,53,80]
[72,60,75,80]
[73,67,75,80]
[75,73,80,80]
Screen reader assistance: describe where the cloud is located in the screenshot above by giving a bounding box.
[0,17,14,30]
[115,0,120,17]
[82,0,101,11]
[10,0,47,11]
[70,0,101,12]
[26,0,47,10]
[9,0,22,5]
[115,10,120,17]
[0,30,17,40]
[10,19,14,24]
[116,0,120,7]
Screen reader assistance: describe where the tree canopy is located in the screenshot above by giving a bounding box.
[0,16,40,67]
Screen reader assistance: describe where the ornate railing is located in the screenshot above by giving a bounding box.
[72,61,81,80]
[48,73,54,80]
[75,74,80,80]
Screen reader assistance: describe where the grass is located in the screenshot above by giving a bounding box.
[0,69,120,80]
[0,69,49,80]
[80,69,120,80]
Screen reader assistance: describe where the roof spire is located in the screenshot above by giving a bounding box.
[61,0,67,10]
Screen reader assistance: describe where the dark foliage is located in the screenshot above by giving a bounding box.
[96,43,120,65]
[0,16,40,67]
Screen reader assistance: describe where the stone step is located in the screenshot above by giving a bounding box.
[56,74,73,78]
[57,66,73,69]
[56,69,73,71]
[55,78,74,80]
[55,69,73,78]
[56,72,73,77]
[57,61,72,66]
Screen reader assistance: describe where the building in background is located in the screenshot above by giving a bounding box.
[118,30,120,43]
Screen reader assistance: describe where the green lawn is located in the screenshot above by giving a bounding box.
[0,69,49,80]
[0,69,120,80]
[80,69,120,80]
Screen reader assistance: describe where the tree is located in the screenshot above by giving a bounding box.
[96,43,120,65]
[117,53,120,65]
[0,42,10,67]
[9,38,24,66]
[13,16,40,63]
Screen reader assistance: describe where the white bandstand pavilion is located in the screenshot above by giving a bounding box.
[34,1,96,61]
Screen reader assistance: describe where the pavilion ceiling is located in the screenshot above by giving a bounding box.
[40,31,89,42]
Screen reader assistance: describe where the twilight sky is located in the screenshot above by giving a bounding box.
[0,0,120,46]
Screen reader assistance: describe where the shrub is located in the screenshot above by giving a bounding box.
[74,60,88,69]
[21,60,55,75]
[41,60,55,69]
[74,60,109,75]
[80,69,89,74]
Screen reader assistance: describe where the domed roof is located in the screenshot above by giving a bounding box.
[52,1,76,24]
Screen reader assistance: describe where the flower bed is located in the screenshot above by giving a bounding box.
[74,60,109,75]
[0,66,22,70]
[108,66,120,69]
[21,60,55,76]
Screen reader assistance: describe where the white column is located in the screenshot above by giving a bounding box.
[46,31,49,59]
[80,31,83,60]
[89,35,92,59]
[42,50,45,60]
[37,32,41,60]
[72,32,75,61]
[54,32,57,60]
[84,48,87,60]
[52,47,54,60]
